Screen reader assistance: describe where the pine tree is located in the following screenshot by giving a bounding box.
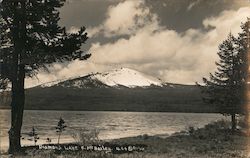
[238,19,250,131]
[201,24,248,131]
[56,117,67,144]
[0,5,11,90]
[0,0,90,153]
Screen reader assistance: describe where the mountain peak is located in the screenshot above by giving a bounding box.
[91,67,162,88]
[38,68,163,88]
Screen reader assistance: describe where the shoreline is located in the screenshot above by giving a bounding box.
[0,132,171,154]
[2,120,249,158]
[0,108,220,114]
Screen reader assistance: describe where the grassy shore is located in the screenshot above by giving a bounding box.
[3,120,250,158]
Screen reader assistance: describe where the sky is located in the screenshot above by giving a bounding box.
[26,0,250,87]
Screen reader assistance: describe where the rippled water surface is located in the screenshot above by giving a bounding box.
[0,110,227,151]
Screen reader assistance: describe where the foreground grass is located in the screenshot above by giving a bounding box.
[111,120,249,158]
[4,120,250,158]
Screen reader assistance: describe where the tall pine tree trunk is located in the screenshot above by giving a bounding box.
[231,113,236,132]
[8,1,26,153]
[8,65,25,154]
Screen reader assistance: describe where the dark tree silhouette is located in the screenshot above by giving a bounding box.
[27,126,39,146]
[56,117,67,144]
[0,0,90,153]
[0,7,10,91]
[200,22,248,131]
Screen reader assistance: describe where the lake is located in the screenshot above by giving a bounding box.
[0,110,227,151]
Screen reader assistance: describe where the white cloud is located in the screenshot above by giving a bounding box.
[26,1,250,87]
[87,0,158,37]
[203,7,250,35]
[26,61,113,88]
[67,26,80,34]
[86,6,250,84]
[103,0,149,36]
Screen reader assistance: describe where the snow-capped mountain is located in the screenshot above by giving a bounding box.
[39,68,163,88]
[92,68,162,87]
[1,68,204,112]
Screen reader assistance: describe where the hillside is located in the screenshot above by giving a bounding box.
[0,85,217,113]
[0,68,218,112]
[39,68,163,88]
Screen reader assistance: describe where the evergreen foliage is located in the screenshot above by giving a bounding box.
[201,21,248,131]
[0,0,89,153]
[56,117,67,144]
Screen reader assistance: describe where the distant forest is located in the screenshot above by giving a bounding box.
[0,85,218,113]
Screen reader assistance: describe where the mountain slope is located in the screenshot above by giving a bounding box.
[92,68,162,87]
[0,83,216,113]
[0,68,218,113]
[39,68,163,88]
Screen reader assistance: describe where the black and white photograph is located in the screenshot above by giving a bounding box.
[1,0,250,157]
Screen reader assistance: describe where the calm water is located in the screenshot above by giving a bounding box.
[0,110,227,151]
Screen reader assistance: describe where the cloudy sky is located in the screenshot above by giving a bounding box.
[27,0,250,87]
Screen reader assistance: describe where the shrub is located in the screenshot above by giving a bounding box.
[27,126,39,145]
[71,128,100,145]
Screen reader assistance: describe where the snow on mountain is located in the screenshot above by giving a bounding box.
[40,79,66,88]
[38,68,163,88]
[39,76,78,88]
[91,68,162,88]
